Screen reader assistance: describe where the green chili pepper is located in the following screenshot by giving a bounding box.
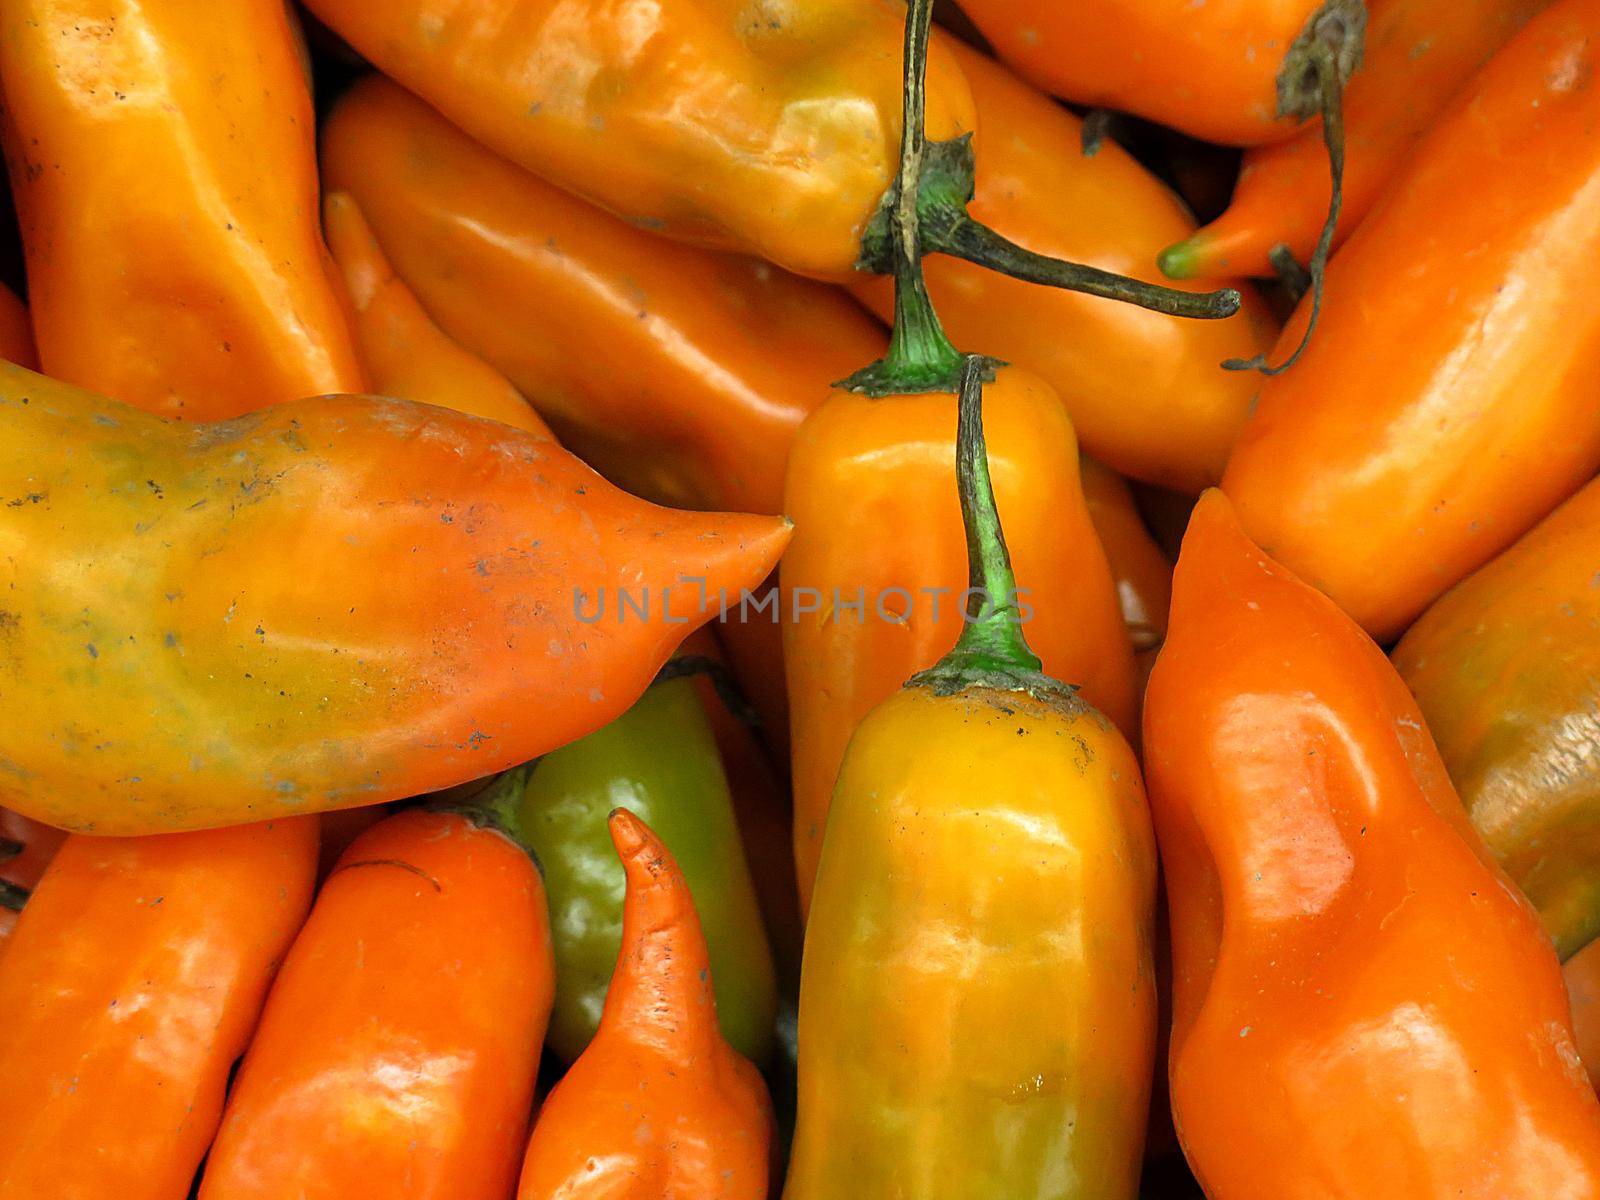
[510,677,777,1064]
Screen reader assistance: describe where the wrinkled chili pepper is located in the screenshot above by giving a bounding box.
[0,283,35,369]
[516,808,772,1199]
[507,675,777,1065]
[1144,490,1600,1195]
[303,0,975,280]
[1161,0,1551,280]
[198,808,555,1200]
[0,0,364,418]
[955,0,1366,146]
[0,807,64,943]
[0,818,318,1199]
[853,37,1278,492]
[1223,0,1600,641]
[0,362,789,834]
[787,357,1157,1198]
[1394,476,1600,960]
[322,192,552,438]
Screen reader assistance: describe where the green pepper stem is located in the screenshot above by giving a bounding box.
[839,0,962,396]
[427,765,541,867]
[909,356,1067,698]
[922,209,1242,320]
[1226,21,1354,374]
[0,878,27,913]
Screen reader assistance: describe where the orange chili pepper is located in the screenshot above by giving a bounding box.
[1162,0,1552,279]
[1144,491,1600,1195]
[851,39,1277,491]
[0,282,35,369]
[322,192,551,438]
[516,808,771,1198]
[299,0,974,280]
[199,809,555,1200]
[784,366,1136,910]
[0,818,318,1199]
[320,75,884,519]
[1393,476,1600,960]
[1223,0,1600,641]
[0,362,790,834]
[0,0,364,418]
[953,0,1365,146]
[0,807,65,943]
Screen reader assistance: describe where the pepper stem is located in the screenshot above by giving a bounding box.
[909,357,1070,698]
[1226,4,1361,374]
[838,0,962,396]
[426,764,541,866]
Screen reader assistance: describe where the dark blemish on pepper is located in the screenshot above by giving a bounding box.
[85,643,98,659]
[5,491,45,507]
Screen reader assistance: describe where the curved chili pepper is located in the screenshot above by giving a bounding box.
[199,808,554,1200]
[787,357,1157,1198]
[1162,0,1551,279]
[1144,490,1600,1195]
[1223,0,1600,641]
[1394,477,1600,960]
[320,75,884,519]
[0,0,364,418]
[301,0,975,280]
[322,192,551,438]
[0,283,35,369]
[0,818,317,1198]
[509,676,777,1065]
[0,807,64,943]
[954,0,1365,146]
[854,38,1277,492]
[516,808,772,1199]
[0,362,790,834]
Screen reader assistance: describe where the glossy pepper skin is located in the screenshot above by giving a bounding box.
[321,76,885,518]
[0,283,35,368]
[0,0,364,418]
[786,359,1157,1198]
[0,362,790,834]
[199,809,555,1200]
[0,818,317,1199]
[302,0,974,280]
[1222,0,1600,642]
[513,676,777,1065]
[322,192,552,438]
[853,39,1277,492]
[1163,0,1551,279]
[516,809,772,1199]
[954,0,1360,146]
[1144,491,1600,1197]
[1394,478,1600,960]
[0,807,64,943]
[784,366,1135,910]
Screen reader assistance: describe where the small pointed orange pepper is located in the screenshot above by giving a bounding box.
[322,192,551,438]
[1161,0,1551,279]
[516,808,772,1199]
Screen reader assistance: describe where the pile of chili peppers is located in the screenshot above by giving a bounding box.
[1,0,1599,1195]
